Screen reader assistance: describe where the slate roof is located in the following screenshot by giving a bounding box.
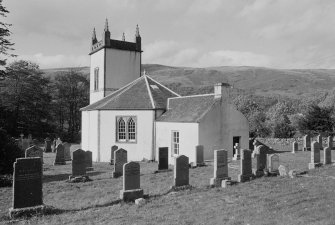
[156,94,218,123]
[81,75,180,111]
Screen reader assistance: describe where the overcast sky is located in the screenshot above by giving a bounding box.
[4,0,335,69]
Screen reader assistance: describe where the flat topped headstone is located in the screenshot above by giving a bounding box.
[85,151,93,171]
[44,138,52,153]
[210,150,230,187]
[174,155,189,187]
[323,147,332,165]
[25,145,43,163]
[309,141,321,169]
[158,147,169,170]
[268,154,279,173]
[12,157,43,209]
[327,136,333,149]
[196,145,204,166]
[63,142,71,161]
[123,162,140,190]
[303,134,311,151]
[292,141,298,153]
[238,149,253,182]
[110,145,118,164]
[317,134,323,148]
[54,144,66,165]
[72,149,86,177]
[113,148,127,178]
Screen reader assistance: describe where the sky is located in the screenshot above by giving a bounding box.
[4,0,335,69]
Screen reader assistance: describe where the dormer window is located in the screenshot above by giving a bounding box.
[94,67,99,91]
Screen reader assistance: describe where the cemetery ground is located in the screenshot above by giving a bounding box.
[1,144,335,224]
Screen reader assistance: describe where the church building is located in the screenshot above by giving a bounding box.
[81,21,249,164]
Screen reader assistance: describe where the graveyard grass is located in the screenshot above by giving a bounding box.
[1,144,335,224]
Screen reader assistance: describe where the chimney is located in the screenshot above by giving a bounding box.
[214,82,231,101]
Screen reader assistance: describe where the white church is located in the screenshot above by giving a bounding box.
[81,20,249,164]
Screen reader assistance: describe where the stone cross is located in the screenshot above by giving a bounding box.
[54,144,66,165]
[9,157,43,217]
[323,147,332,165]
[63,142,71,161]
[72,149,86,177]
[112,148,127,178]
[174,155,189,187]
[110,145,118,164]
[252,145,267,176]
[308,141,321,169]
[237,149,253,182]
[303,134,311,151]
[44,138,52,153]
[267,154,279,173]
[210,150,230,187]
[85,151,93,171]
[195,145,204,166]
[232,143,241,160]
[25,145,43,163]
[317,134,323,149]
[292,141,298,154]
[120,162,143,201]
[158,147,169,170]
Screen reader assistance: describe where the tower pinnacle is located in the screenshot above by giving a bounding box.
[104,18,109,31]
[122,32,125,41]
[135,24,140,37]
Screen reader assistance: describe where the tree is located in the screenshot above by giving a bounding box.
[0,60,52,136]
[0,0,15,72]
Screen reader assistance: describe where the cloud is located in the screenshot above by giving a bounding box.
[15,53,89,69]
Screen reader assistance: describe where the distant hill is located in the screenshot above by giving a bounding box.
[42,64,335,98]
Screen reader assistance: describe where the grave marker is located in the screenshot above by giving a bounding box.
[232,143,241,160]
[195,145,205,166]
[85,151,93,171]
[54,144,66,165]
[158,147,169,170]
[25,145,43,163]
[327,136,333,149]
[323,147,332,165]
[308,141,321,169]
[44,138,52,153]
[63,142,72,161]
[303,134,311,151]
[237,149,253,182]
[267,154,279,173]
[120,162,144,201]
[210,150,230,187]
[110,145,118,164]
[317,134,323,148]
[71,149,86,177]
[292,141,298,153]
[112,148,127,178]
[252,145,267,177]
[174,155,189,187]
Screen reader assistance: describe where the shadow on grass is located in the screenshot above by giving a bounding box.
[43,171,105,183]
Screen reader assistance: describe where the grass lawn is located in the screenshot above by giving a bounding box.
[1,144,335,225]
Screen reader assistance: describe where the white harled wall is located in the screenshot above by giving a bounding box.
[90,49,105,104]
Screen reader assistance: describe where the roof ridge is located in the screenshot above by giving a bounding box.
[169,93,214,100]
[145,75,181,97]
[144,75,155,109]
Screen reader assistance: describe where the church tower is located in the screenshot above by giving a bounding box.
[89,20,142,104]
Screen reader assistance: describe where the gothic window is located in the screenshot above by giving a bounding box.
[128,118,136,141]
[94,67,99,91]
[116,116,137,143]
[172,131,179,155]
[118,118,126,141]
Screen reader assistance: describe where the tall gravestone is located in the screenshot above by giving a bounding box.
[52,139,56,153]
[71,149,86,177]
[323,147,332,165]
[237,149,253,182]
[292,141,298,154]
[174,155,189,187]
[112,148,127,178]
[120,162,143,201]
[25,145,43,163]
[44,138,52,153]
[327,136,333,150]
[63,142,72,161]
[9,157,44,218]
[110,145,118,164]
[317,134,323,149]
[210,150,230,187]
[267,154,279,173]
[54,144,66,165]
[303,134,311,151]
[252,145,267,177]
[85,151,93,171]
[158,147,169,170]
[308,141,321,169]
[195,145,205,166]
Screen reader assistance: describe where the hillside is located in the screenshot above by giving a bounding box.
[42,65,335,98]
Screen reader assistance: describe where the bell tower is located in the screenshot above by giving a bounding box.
[89,20,142,104]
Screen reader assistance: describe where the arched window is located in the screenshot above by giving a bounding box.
[94,67,99,91]
[118,118,126,141]
[128,118,136,141]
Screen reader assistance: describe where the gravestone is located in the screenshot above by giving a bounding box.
[237,149,253,182]
[195,145,205,166]
[85,151,93,171]
[327,136,333,149]
[25,145,43,163]
[303,134,311,151]
[63,142,71,161]
[308,141,321,169]
[210,150,230,187]
[56,137,62,146]
[323,147,332,165]
[44,138,52,153]
[317,134,323,148]
[292,141,298,154]
[54,144,66,165]
[252,145,267,177]
[52,139,56,153]
[9,157,45,218]
[232,143,241,160]
[110,145,118,164]
[174,155,189,187]
[158,147,169,170]
[112,148,127,178]
[120,162,143,201]
[267,154,279,173]
[278,165,287,176]
[71,149,86,177]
